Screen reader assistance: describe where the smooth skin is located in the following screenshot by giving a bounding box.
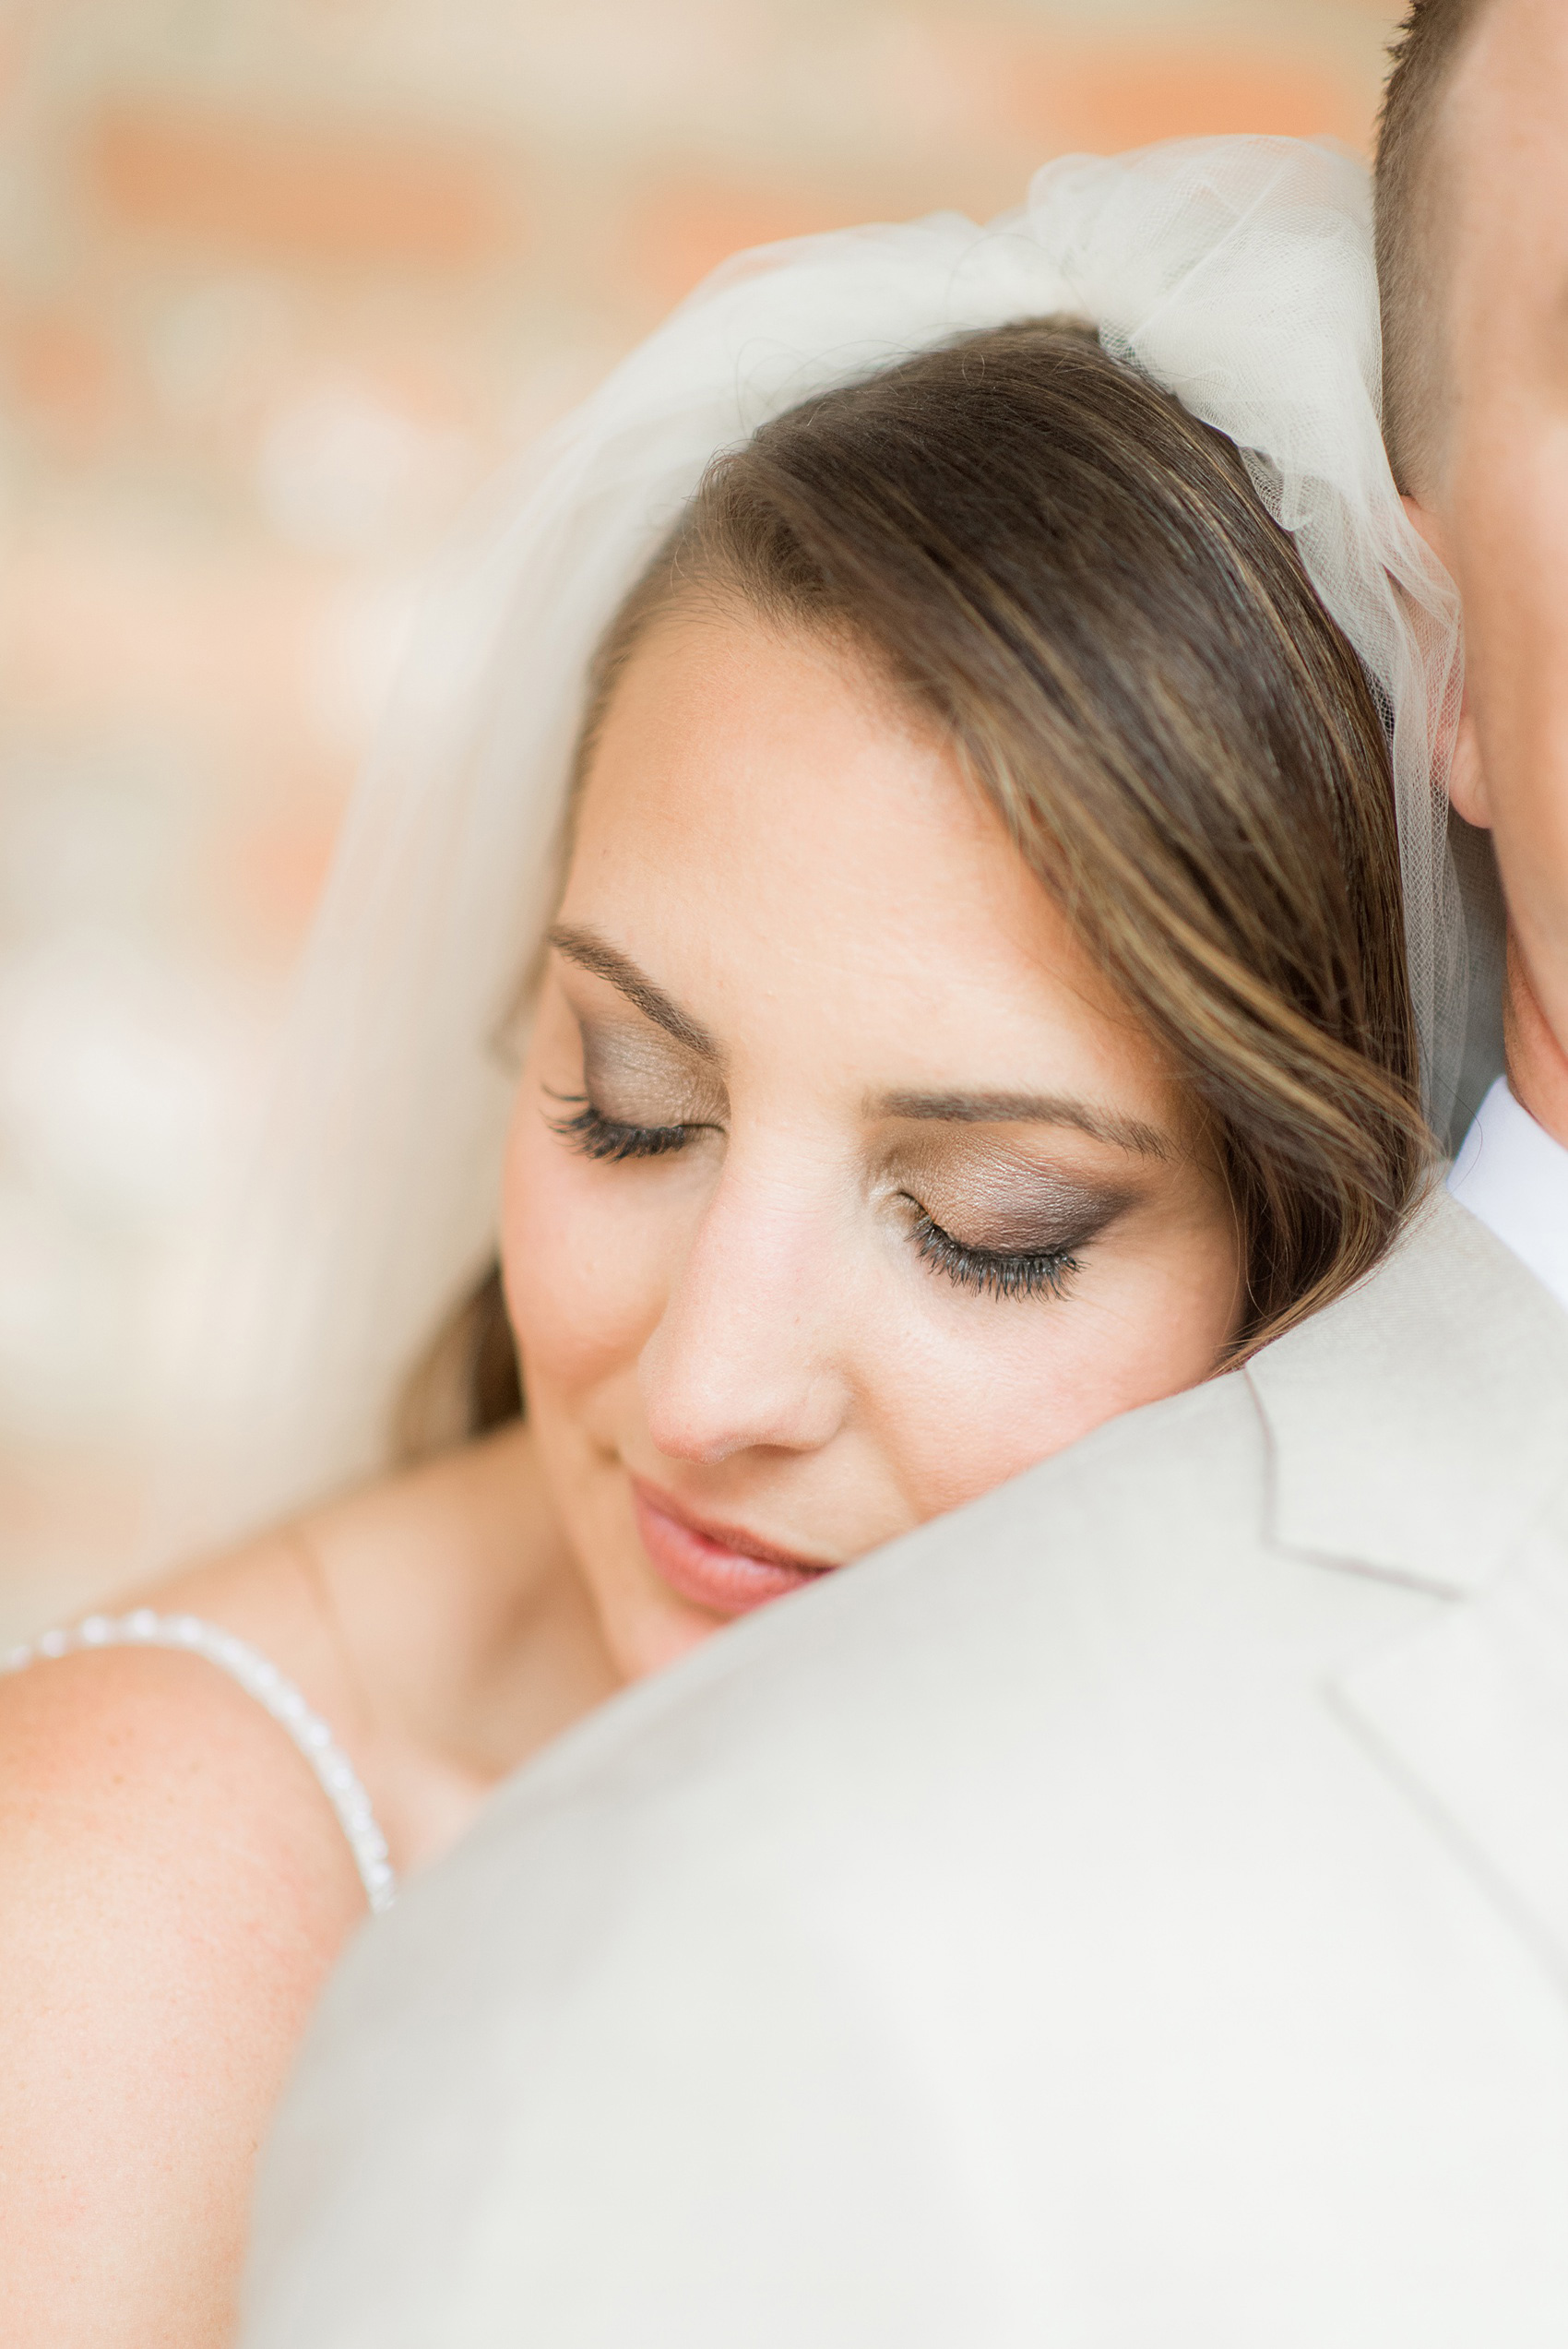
[1402,0,1568,1140]
[0,608,1241,2343]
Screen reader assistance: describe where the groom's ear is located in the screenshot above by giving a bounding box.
[1401,493,1491,830]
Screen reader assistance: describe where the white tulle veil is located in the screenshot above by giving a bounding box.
[167,135,1472,1553]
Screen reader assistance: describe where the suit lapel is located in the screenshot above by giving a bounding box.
[1249,1186,1568,1977]
[1246,1186,1568,1596]
[1336,1504,1568,1982]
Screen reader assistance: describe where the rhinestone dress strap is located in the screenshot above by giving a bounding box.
[2,1611,396,1914]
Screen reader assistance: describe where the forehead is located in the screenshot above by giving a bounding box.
[1444,0,1568,248]
[562,606,1141,1087]
[572,607,1037,977]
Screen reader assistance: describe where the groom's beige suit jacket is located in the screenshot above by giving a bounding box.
[243,1190,1568,2348]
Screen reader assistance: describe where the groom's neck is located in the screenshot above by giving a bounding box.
[1503,931,1568,1150]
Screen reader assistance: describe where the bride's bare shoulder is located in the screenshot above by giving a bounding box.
[0,1487,380,2054]
[0,1435,525,1926]
[0,1580,368,2338]
[0,1433,540,2339]
[0,1608,365,1938]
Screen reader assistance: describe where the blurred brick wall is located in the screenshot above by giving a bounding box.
[0,0,1402,1636]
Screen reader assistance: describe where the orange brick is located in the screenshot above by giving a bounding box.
[0,526,328,744]
[3,309,118,447]
[87,101,525,271]
[219,809,343,949]
[627,178,897,309]
[1010,44,1370,156]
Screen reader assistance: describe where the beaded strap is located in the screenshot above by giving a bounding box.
[2,1610,396,1914]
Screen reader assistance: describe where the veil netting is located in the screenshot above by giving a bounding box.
[162,134,1472,1556]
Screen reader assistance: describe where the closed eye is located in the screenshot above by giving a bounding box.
[908,1203,1082,1301]
[546,1094,716,1163]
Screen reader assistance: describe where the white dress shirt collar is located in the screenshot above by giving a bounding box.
[1448,1075,1568,1316]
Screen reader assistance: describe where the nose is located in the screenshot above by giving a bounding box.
[638,1151,855,1466]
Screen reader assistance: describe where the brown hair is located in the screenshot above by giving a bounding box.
[1374,0,1495,495]
[398,320,1426,1460]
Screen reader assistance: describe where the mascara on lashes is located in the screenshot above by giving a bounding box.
[889,1143,1139,1264]
[557,1031,1140,1257]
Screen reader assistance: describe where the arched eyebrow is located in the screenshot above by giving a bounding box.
[549,928,1166,1159]
[548,924,718,1059]
[875,1089,1170,1161]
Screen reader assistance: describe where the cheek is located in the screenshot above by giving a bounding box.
[498,1104,667,1408]
[1455,432,1568,808]
[878,1215,1240,1526]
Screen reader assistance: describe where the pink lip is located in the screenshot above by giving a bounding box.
[630,1479,837,1618]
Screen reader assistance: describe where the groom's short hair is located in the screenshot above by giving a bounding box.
[1374,0,1493,495]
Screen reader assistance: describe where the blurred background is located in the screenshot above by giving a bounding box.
[1,0,1406,1639]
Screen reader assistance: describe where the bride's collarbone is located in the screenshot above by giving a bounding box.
[90,1422,606,1878]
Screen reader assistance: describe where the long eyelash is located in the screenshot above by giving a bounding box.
[548,1102,1079,1295]
[911,1208,1080,1302]
[546,1096,696,1163]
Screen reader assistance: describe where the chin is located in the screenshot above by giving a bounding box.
[609,1586,721,1683]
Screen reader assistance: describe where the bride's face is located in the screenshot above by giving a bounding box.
[503,608,1242,1680]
